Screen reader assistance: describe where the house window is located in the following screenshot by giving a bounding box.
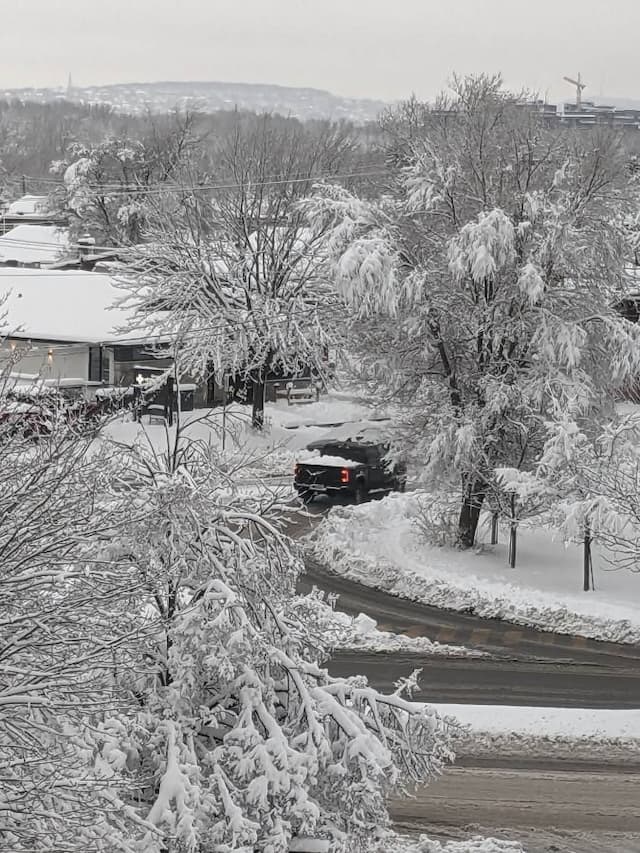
[89,346,110,382]
[88,347,101,382]
[101,350,111,384]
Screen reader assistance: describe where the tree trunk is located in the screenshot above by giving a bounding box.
[490,511,499,545]
[583,522,593,592]
[457,478,486,548]
[251,351,274,430]
[508,494,517,569]
[508,523,517,568]
[251,376,266,429]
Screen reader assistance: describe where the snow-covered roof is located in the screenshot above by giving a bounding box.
[0,268,136,344]
[0,225,70,265]
[5,195,50,216]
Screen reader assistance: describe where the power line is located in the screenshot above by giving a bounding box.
[3,165,391,200]
[12,162,389,192]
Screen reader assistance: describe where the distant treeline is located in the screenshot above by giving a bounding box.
[0,99,381,196]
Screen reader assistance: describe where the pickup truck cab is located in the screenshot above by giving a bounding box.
[294,439,406,505]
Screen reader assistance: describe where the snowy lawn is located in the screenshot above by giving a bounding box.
[438,703,640,767]
[437,703,640,741]
[101,390,387,478]
[308,491,640,644]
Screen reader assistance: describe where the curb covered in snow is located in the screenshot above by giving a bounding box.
[307,496,640,647]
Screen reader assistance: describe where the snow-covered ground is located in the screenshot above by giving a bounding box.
[102,391,387,477]
[440,703,640,740]
[384,835,524,852]
[437,703,640,768]
[319,607,485,657]
[309,491,640,644]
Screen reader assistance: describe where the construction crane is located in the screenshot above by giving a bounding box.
[564,72,587,109]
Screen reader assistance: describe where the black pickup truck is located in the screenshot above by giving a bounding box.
[294,439,406,505]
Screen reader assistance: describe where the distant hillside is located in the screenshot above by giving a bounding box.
[0,80,390,123]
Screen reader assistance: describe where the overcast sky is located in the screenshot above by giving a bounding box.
[1,0,639,105]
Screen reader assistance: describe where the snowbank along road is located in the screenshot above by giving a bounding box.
[291,507,640,706]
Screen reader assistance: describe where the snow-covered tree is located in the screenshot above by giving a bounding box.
[51,111,201,245]
[304,74,640,546]
[0,376,149,851]
[102,419,453,852]
[536,410,640,582]
[122,114,356,427]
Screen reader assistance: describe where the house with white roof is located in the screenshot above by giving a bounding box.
[0,224,70,267]
[0,268,129,389]
[0,195,68,235]
[0,268,180,396]
[5,195,50,216]
[0,262,316,409]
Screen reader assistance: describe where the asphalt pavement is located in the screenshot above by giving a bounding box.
[391,758,640,852]
[301,555,640,667]
[291,506,640,706]
[289,502,640,844]
[327,650,640,707]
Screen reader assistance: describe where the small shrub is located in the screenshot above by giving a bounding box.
[413,493,459,547]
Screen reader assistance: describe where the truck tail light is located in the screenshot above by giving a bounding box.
[294,464,300,478]
[340,467,350,484]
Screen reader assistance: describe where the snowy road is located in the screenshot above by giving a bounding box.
[296,522,640,705]
[391,759,640,853]
[299,554,640,667]
[326,650,640,707]
[294,508,640,848]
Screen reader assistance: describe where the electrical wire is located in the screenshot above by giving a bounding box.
[3,165,391,198]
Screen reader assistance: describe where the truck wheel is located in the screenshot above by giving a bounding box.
[300,490,314,506]
[354,483,367,504]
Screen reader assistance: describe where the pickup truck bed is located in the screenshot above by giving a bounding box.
[294,440,405,504]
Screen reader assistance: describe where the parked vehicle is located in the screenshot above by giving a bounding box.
[0,400,53,440]
[0,387,103,441]
[294,439,406,505]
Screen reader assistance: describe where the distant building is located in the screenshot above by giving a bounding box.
[0,195,67,235]
[556,101,640,131]
[5,195,49,216]
[0,267,206,405]
[0,224,70,267]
